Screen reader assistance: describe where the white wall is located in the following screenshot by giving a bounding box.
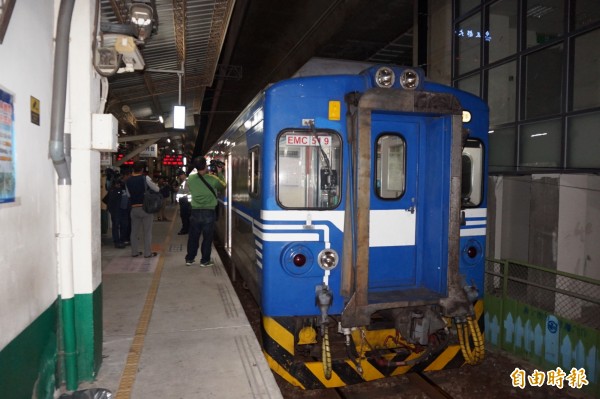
[0,0,57,350]
[0,0,103,351]
[558,175,600,280]
[428,0,452,84]
[69,0,103,294]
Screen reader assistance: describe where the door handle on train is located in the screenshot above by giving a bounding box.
[406,206,415,214]
[460,210,466,226]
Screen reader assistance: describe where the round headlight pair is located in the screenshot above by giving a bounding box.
[375,67,420,90]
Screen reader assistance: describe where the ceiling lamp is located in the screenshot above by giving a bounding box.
[129,2,154,41]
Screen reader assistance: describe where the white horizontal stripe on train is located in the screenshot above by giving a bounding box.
[255,231,321,242]
[237,207,487,243]
[460,228,486,237]
[463,208,487,218]
[465,220,486,226]
[261,210,345,232]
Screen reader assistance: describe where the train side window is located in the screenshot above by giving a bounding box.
[277,129,342,209]
[462,139,484,207]
[376,134,406,199]
[248,146,260,197]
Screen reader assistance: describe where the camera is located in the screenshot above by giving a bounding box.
[210,160,225,168]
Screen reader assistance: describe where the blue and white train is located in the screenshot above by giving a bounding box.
[207,62,488,389]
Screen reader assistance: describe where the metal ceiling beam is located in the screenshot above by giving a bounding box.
[108,0,128,23]
[143,73,164,117]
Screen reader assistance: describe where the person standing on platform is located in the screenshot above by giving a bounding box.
[157,177,171,221]
[176,169,191,235]
[185,157,226,267]
[105,177,127,248]
[126,161,160,258]
[119,169,132,245]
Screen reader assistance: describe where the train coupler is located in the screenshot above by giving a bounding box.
[315,283,333,335]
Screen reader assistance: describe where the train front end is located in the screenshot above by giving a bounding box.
[256,65,489,389]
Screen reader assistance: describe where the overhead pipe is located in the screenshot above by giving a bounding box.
[49,0,78,390]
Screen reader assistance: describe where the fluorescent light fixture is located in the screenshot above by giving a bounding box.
[174,105,186,129]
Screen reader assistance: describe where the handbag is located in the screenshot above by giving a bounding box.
[142,176,163,214]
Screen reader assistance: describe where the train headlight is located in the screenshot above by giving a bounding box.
[317,249,339,271]
[375,67,395,88]
[399,69,419,90]
[462,110,472,123]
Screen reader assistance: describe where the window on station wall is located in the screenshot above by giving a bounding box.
[277,130,341,209]
[457,74,480,97]
[524,44,563,119]
[488,0,518,64]
[525,0,565,48]
[456,12,482,75]
[488,127,516,173]
[567,112,600,168]
[487,61,517,125]
[573,0,600,30]
[375,134,406,200]
[571,28,600,111]
[519,119,562,169]
[248,146,260,197]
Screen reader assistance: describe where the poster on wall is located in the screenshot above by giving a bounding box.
[0,87,15,204]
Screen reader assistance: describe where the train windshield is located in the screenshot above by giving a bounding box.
[277,129,342,209]
[461,139,484,207]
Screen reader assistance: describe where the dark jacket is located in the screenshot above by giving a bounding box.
[126,175,159,206]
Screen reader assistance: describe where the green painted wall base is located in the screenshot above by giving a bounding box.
[0,284,103,399]
[74,284,103,381]
[0,301,58,399]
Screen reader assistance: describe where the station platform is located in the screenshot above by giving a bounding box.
[81,203,283,399]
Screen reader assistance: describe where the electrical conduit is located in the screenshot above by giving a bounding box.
[49,0,78,390]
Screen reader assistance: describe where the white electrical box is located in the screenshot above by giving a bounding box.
[92,113,118,151]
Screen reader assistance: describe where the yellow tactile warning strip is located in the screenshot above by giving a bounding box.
[115,213,176,399]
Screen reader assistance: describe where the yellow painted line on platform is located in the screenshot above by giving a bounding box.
[115,210,176,399]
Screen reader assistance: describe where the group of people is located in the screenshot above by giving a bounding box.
[103,156,226,267]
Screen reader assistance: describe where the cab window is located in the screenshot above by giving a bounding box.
[277,129,341,209]
[462,139,484,207]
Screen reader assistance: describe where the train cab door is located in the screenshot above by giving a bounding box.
[369,116,420,291]
[368,113,451,300]
[342,88,463,327]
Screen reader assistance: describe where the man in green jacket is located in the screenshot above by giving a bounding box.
[185,156,226,267]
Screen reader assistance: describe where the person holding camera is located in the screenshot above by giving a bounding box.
[184,157,226,267]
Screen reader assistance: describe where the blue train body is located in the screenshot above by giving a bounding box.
[208,63,488,388]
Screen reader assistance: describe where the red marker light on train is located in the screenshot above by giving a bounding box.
[467,246,478,258]
[293,254,307,267]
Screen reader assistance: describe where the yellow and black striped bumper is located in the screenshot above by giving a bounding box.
[261,300,484,389]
